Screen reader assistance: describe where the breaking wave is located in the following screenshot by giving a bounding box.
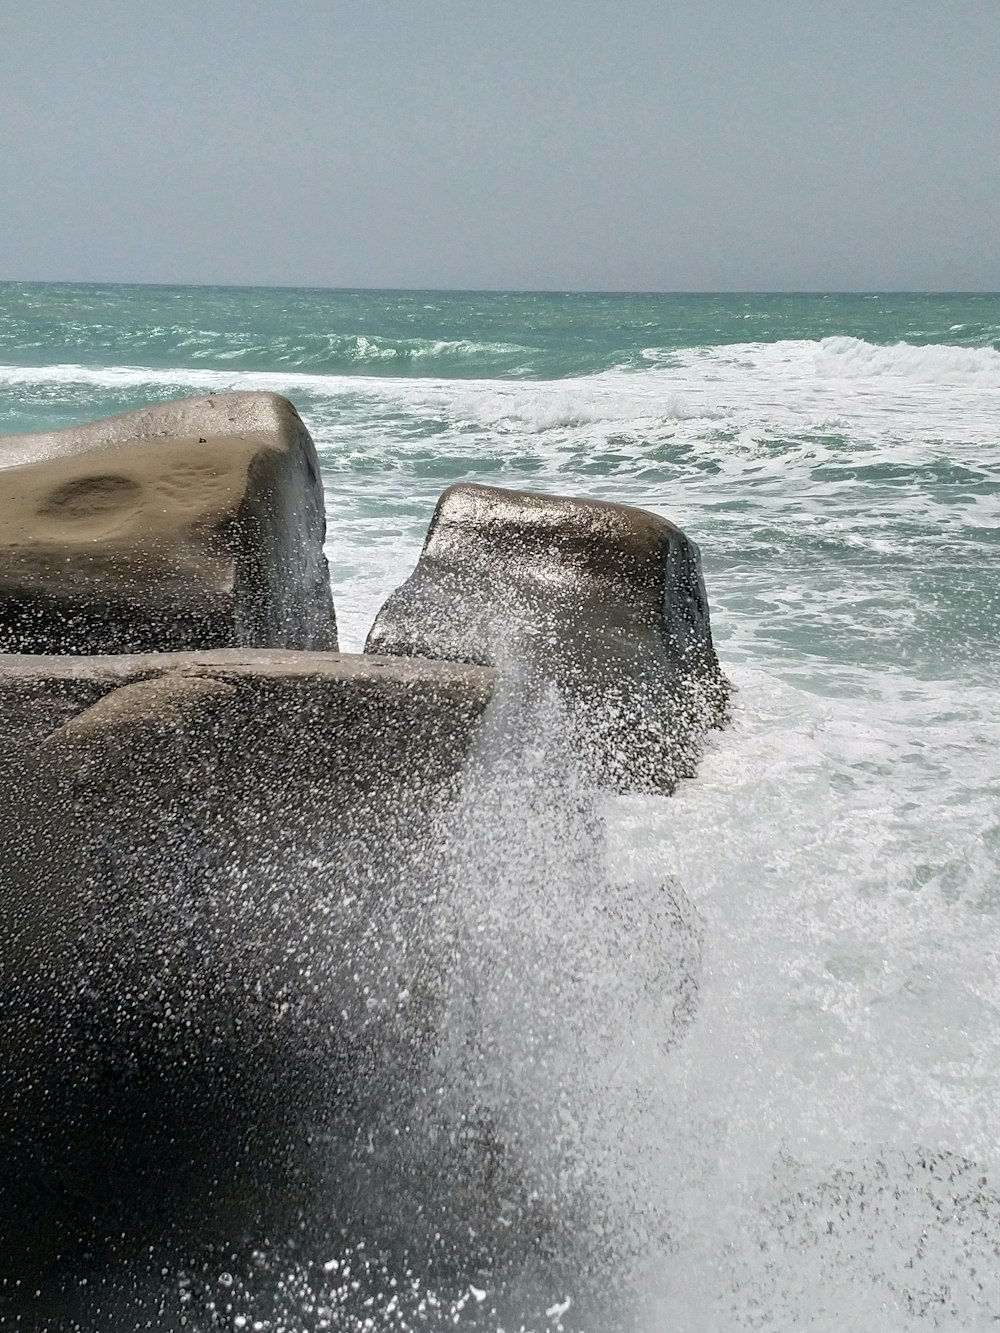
[815,335,1000,383]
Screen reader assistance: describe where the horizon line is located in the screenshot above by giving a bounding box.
[2,279,999,299]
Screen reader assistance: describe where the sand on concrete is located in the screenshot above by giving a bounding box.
[0,393,337,653]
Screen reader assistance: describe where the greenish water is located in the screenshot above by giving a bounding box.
[2,284,999,1328]
[2,285,1000,385]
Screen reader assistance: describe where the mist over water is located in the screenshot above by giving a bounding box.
[1,286,998,1329]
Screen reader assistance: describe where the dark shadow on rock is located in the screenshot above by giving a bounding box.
[0,649,498,1309]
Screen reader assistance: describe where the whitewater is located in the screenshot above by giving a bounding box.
[0,286,998,1330]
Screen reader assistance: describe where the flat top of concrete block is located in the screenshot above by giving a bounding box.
[430,482,685,544]
[0,393,304,472]
[421,482,697,600]
[0,648,497,693]
[0,650,498,764]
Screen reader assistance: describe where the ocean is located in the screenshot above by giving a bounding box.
[1,284,999,1330]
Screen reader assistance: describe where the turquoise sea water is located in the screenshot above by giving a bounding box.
[2,285,999,1329]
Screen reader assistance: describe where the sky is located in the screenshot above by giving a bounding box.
[1,0,998,291]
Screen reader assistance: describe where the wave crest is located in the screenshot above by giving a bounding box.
[816,335,1000,384]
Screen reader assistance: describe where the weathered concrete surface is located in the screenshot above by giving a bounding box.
[365,482,729,793]
[0,393,337,654]
[0,649,495,1286]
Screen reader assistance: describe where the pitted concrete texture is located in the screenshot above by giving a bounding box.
[0,393,337,653]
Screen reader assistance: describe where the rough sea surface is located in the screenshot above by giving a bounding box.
[1,286,999,1330]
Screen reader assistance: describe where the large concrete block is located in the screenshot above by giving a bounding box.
[0,393,337,653]
[365,483,729,792]
[0,649,495,1285]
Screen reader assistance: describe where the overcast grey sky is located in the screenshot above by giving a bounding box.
[1,1,998,290]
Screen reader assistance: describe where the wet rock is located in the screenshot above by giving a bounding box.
[0,648,495,1287]
[365,482,729,792]
[0,393,337,653]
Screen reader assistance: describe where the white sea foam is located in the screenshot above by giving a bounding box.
[599,665,1000,1327]
[315,341,999,1326]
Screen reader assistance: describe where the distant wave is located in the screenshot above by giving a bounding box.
[3,334,999,461]
[0,330,631,381]
[638,335,1000,385]
[6,327,998,391]
[0,361,359,398]
[287,332,538,373]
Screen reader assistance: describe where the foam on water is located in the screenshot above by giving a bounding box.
[600,664,1000,1327]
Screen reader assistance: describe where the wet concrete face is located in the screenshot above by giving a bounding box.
[0,650,496,1290]
[366,482,729,793]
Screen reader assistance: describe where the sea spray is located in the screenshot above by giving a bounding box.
[88,684,700,1330]
[414,676,705,1328]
